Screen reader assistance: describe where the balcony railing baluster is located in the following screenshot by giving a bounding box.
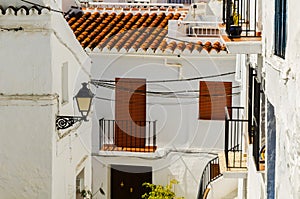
[99,118,104,150]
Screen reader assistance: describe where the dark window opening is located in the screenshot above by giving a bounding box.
[274,0,287,58]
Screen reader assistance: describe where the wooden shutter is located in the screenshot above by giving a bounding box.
[199,81,232,120]
[115,78,146,147]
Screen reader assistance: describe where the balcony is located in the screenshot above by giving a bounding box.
[221,0,262,54]
[99,119,157,153]
[217,107,248,178]
[224,107,248,169]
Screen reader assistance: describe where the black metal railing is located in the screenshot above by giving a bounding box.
[248,67,262,170]
[252,77,261,170]
[225,107,248,168]
[99,118,157,152]
[248,66,255,143]
[197,156,222,199]
[223,0,259,37]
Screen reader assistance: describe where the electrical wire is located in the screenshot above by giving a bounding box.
[93,81,240,92]
[90,71,235,84]
[94,97,222,106]
[94,91,240,106]
[92,81,240,99]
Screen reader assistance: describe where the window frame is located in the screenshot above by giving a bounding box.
[274,0,287,59]
[61,62,69,105]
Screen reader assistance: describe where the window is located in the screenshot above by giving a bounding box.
[274,0,287,58]
[61,62,69,104]
[76,168,85,197]
[199,81,232,120]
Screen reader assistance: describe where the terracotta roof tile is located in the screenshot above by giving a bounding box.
[66,10,227,54]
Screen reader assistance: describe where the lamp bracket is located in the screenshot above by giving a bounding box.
[56,115,84,130]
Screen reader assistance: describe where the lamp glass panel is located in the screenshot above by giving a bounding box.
[77,97,91,112]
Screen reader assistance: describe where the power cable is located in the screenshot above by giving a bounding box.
[91,81,240,99]
[90,71,235,84]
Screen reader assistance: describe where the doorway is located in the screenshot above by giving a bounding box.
[76,168,85,199]
[111,165,152,199]
[115,78,146,148]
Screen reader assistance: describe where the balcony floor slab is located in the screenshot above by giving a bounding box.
[100,144,157,153]
[221,35,262,54]
[218,152,247,179]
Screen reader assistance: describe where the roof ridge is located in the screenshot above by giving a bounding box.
[0,5,49,16]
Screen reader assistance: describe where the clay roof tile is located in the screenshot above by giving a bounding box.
[67,10,226,54]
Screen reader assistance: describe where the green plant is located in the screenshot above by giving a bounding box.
[233,12,239,25]
[231,2,240,26]
[80,189,92,199]
[142,179,184,199]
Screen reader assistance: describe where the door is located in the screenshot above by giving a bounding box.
[111,165,152,199]
[115,78,146,147]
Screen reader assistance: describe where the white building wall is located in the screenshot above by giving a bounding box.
[90,52,240,198]
[50,12,93,198]
[247,147,265,199]
[92,151,216,199]
[245,0,300,198]
[0,13,53,198]
[0,5,92,199]
[0,97,54,198]
[91,53,240,153]
[207,177,238,199]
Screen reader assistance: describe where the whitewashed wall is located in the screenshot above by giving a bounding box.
[0,6,92,199]
[247,0,300,198]
[207,177,238,199]
[92,152,216,199]
[0,12,53,198]
[90,52,240,198]
[50,12,93,199]
[91,53,239,153]
[246,147,265,199]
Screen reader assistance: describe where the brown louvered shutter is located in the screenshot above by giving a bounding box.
[199,81,232,120]
[115,78,146,147]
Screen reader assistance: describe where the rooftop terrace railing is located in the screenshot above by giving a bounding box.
[177,20,221,37]
[81,1,185,9]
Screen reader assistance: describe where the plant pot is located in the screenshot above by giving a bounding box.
[229,25,242,38]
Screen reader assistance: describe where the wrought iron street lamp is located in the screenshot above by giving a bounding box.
[56,83,94,130]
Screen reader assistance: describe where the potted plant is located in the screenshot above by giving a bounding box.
[80,189,92,199]
[229,3,242,38]
[142,179,184,199]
